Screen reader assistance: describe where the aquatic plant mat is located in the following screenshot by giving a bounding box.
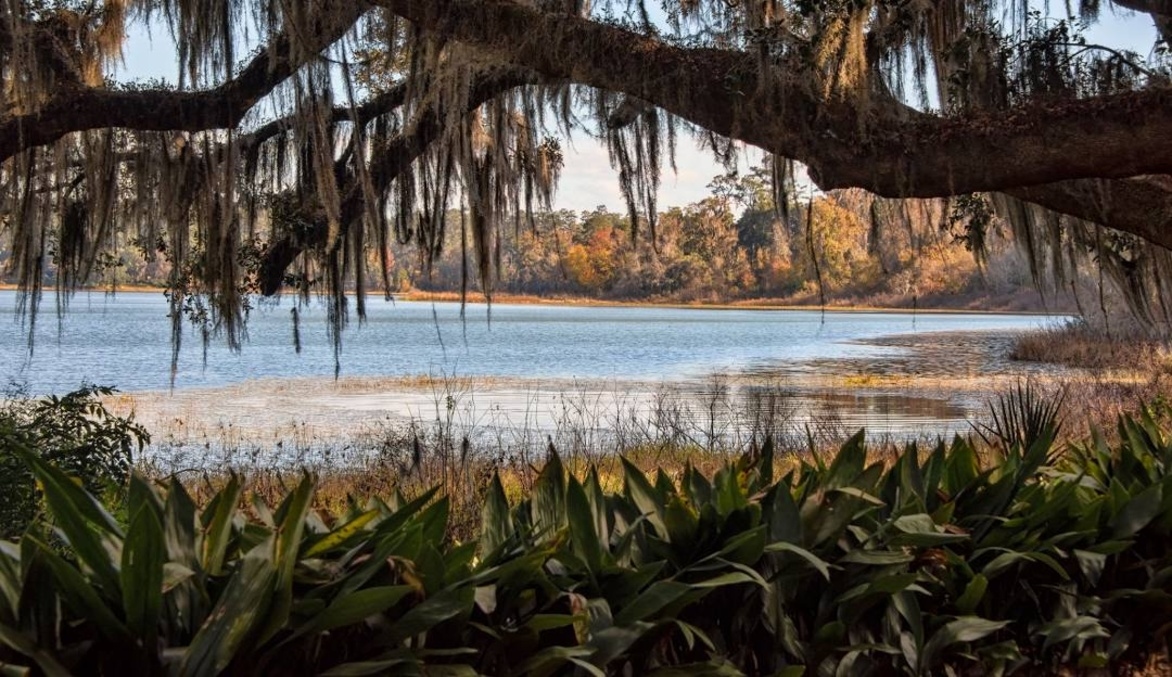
[0,391,1170,675]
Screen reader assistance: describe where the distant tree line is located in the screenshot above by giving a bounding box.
[1,165,1075,310]
[397,166,1049,309]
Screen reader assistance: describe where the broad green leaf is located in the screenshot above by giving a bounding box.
[764,483,802,544]
[162,562,195,593]
[259,472,315,642]
[1111,483,1163,539]
[0,622,69,677]
[1035,615,1109,653]
[478,474,512,559]
[531,446,567,532]
[662,496,699,561]
[15,447,122,594]
[824,430,867,490]
[584,468,610,549]
[839,549,914,566]
[182,539,276,677]
[614,580,690,626]
[516,645,600,677]
[944,439,980,494]
[587,623,653,667]
[299,585,412,637]
[889,514,968,547]
[684,464,713,508]
[567,475,604,572]
[121,503,165,646]
[892,591,924,667]
[830,487,885,506]
[0,547,19,626]
[525,614,578,631]
[981,550,1070,581]
[201,474,242,575]
[671,619,716,652]
[689,571,764,589]
[164,477,200,570]
[765,541,832,580]
[922,616,1010,668]
[1074,549,1108,586]
[303,509,379,558]
[28,538,131,643]
[375,486,441,539]
[955,574,988,614]
[621,457,666,535]
[382,586,474,646]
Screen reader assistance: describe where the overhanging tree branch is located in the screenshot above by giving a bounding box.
[378,0,1172,247]
[255,67,534,295]
[0,1,371,163]
[380,0,1172,190]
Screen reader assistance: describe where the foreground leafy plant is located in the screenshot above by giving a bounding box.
[0,403,1168,675]
[0,385,148,536]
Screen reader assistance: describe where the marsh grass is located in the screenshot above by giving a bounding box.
[136,372,935,539]
[122,352,1172,540]
[137,378,1154,545]
[1011,318,1171,372]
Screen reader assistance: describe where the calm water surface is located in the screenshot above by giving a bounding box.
[2,290,1059,394]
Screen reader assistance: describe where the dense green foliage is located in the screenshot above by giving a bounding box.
[0,403,1170,675]
[0,386,148,537]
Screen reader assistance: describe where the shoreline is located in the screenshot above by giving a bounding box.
[0,283,1066,317]
[100,329,1085,468]
[400,290,1058,316]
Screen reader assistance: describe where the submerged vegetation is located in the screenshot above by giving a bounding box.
[0,388,1171,674]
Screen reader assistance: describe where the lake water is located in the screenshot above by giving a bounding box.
[2,290,1073,459]
[1,290,1060,394]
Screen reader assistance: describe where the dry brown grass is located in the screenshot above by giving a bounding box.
[1011,319,1170,371]
[1008,319,1172,440]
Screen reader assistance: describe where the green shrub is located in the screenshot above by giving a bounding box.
[0,385,148,536]
[0,404,1168,675]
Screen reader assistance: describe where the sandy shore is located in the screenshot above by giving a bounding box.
[1,283,1052,315]
[397,290,1052,315]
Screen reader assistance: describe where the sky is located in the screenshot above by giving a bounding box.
[113,4,1160,214]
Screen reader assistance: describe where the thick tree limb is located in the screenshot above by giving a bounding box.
[256,68,533,295]
[379,0,1172,242]
[0,2,371,163]
[7,0,1172,258]
[1008,177,1172,250]
[239,82,409,153]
